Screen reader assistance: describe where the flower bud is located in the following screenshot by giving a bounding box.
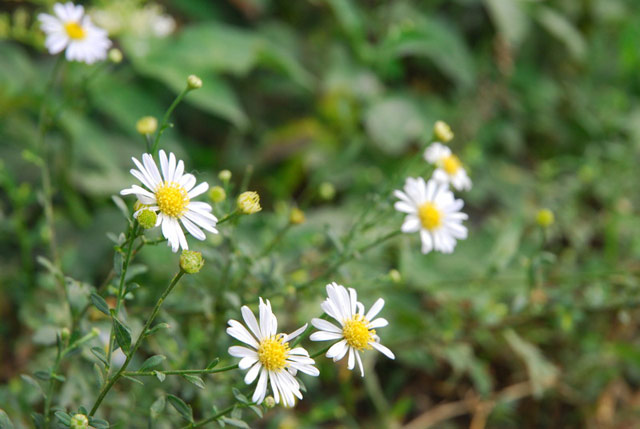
[136,116,158,135]
[208,186,226,203]
[60,327,70,342]
[70,414,89,429]
[318,182,335,201]
[289,207,305,225]
[433,120,454,143]
[108,48,123,64]
[137,209,157,229]
[535,209,554,228]
[180,250,204,274]
[264,396,276,408]
[218,169,232,182]
[91,327,101,336]
[237,191,261,215]
[389,269,402,284]
[187,74,202,90]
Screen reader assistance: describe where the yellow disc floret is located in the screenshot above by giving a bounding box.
[418,202,442,230]
[64,22,86,40]
[441,154,462,175]
[258,335,289,371]
[155,182,189,218]
[342,315,374,351]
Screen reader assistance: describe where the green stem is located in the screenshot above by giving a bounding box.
[310,344,331,359]
[123,364,238,377]
[258,223,291,259]
[106,223,139,374]
[184,403,252,429]
[216,211,238,226]
[150,86,191,156]
[43,340,63,429]
[89,270,186,416]
[295,229,402,293]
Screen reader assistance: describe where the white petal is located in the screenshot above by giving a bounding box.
[244,362,261,383]
[310,331,343,341]
[228,346,257,358]
[355,350,364,377]
[284,324,307,342]
[366,298,385,321]
[241,306,262,340]
[368,318,388,329]
[326,339,347,360]
[370,341,395,359]
[251,368,268,404]
[188,182,209,199]
[180,217,206,240]
[227,320,259,348]
[311,318,342,334]
[401,216,421,233]
[347,347,355,370]
[239,356,258,370]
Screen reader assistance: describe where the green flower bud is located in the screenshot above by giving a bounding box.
[208,186,226,203]
[389,269,402,284]
[70,414,89,429]
[108,48,123,64]
[136,116,158,135]
[433,120,454,143]
[218,169,232,182]
[180,250,204,274]
[91,327,100,336]
[60,328,70,342]
[137,209,157,229]
[318,182,335,201]
[237,191,261,215]
[264,396,276,408]
[289,207,305,225]
[187,74,202,90]
[535,209,554,228]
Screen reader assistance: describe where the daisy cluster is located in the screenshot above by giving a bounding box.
[394,121,472,254]
[227,283,394,407]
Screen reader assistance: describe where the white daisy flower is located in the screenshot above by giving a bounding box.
[227,298,319,407]
[394,177,468,254]
[38,2,111,64]
[120,150,218,252]
[310,282,394,377]
[424,142,472,191]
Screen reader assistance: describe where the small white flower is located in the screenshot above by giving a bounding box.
[120,150,218,252]
[38,2,111,64]
[394,177,468,254]
[424,142,472,191]
[311,283,394,377]
[227,298,319,407]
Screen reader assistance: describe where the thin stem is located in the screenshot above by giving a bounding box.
[185,402,252,429]
[216,211,238,226]
[310,344,331,359]
[90,270,186,416]
[123,364,238,377]
[106,223,139,374]
[258,223,291,259]
[150,86,191,156]
[43,339,63,429]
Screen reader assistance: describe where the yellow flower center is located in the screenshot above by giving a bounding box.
[418,202,442,230]
[441,155,461,175]
[258,336,290,371]
[342,315,374,351]
[64,21,86,40]
[155,182,189,218]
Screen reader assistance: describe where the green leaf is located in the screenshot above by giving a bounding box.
[232,388,250,404]
[150,396,165,420]
[504,330,558,397]
[154,371,166,382]
[33,371,50,381]
[89,417,110,429]
[182,374,205,389]
[113,252,123,277]
[112,318,131,354]
[221,417,250,428]
[111,195,130,220]
[90,293,110,316]
[53,411,71,426]
[205,357,220,369]
[167,394,193,422]
[364,97,425,155]
[248,405,263,419]
[138,355,166,372]
[145,322,170,337]
[484,0,530,47]
[20,375,44,396]
[123,375,144,385]
[90,346,109,367]
[535,6,586,61]
[0,410,15,429]
[93,363,104,386]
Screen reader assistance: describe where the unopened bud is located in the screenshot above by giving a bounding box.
[108,48,123,64]
[318,182,335,201]
[264,396,276,408]
[137,209,157,229]
[91,327,100,336]
[433,120,454,143]
[70,414,89,429]
[535,209,554,228]
[237,191,261,215]
[218,169,232,182]
[60,328,70,342]
[180,250,204,274]
[289,207,305,225]
[389,269,402,284]
[136,116,158,135]
[208,186,226,203]
[187,74,202,90]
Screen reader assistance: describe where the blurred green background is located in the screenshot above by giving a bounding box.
[2,0,640,427]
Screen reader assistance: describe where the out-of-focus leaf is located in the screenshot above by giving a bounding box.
[167,394,193,422]
[0,409,15,429]
[138,355,166,372]
[504,330,558,397]
[365,97,425,155]
[484,0,530,47]
[535,6,586,61]
[182,374,205,389]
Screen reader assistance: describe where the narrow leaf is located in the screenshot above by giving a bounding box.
[90,347,109,367]
[54,411,71,425]
[90,293,110,316]
[0,410,15,429]
[167,394,193,422]
[206,357,220,369]
[182,374,205,389]
[154,370,166,382]
[139,355,166,372]
[112,318,131,354]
